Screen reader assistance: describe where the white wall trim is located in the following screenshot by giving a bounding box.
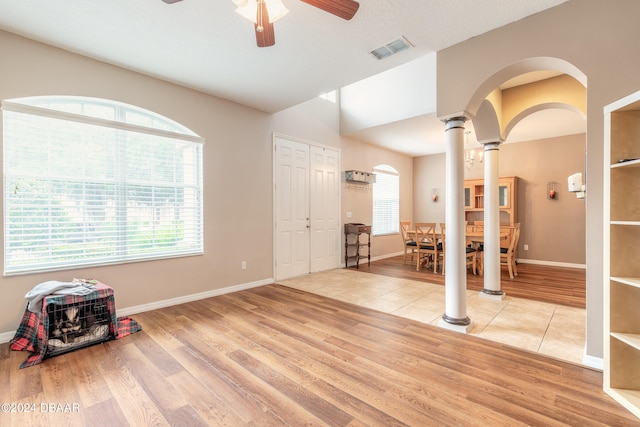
[342,251,404,267]
[517,258,586,269]
[0,330,15,344]
[117,278,273,317]
[583,353,604,371]
[373,252,404,261]
[0,278,273,344]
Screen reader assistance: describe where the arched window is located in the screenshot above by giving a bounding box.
[372,164,399,236]
[2,96,204,274]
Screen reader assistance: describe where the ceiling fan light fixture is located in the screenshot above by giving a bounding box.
[234,0,289,25]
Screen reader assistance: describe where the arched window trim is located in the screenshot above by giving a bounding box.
[2,97,204,144]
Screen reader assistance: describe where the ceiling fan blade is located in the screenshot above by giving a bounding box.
[255,1,275,47]
[300,0,360,20]
[161,0,183,3]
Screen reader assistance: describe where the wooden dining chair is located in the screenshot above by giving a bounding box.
[500,223,521,279]
[414,222,440,272]
[439,223,477,275]
[400,221,417,264]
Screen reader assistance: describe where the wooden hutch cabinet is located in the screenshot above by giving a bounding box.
[463,176,518,226]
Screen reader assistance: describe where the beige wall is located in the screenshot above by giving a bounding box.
[413,153,446,224]
[0,30,275,334]
[436,0,640,359]
[340,137,413,259]
[414,134,586,265]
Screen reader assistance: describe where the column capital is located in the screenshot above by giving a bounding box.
[444,116,468,131]
[482,141,502,152]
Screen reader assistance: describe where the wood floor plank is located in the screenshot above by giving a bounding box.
[82,397,129,427]
[169,328,295,426]
[166,370,249,427]
[96,341,171,426]
[65,346,113,409]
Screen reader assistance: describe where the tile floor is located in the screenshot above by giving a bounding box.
[279,268,587,366]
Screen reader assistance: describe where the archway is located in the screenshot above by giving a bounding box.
[441,57,589,363]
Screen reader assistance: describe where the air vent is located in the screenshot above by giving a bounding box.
[369,36,413,60]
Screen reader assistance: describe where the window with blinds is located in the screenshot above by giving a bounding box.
[2,96,204,275]
[372,165,399,236]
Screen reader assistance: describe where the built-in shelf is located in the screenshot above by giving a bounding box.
[611,277,640,288]
[604,89,640,420]
[608,389,640,417]
[611,158,640,168]
[612,333,640,351]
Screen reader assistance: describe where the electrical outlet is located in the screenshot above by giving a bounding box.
[524,244,529,251]
[241,261,247,270]
[346,211,352,218]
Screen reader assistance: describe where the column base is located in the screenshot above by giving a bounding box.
[438,314,473,333]
[480,289,506,301]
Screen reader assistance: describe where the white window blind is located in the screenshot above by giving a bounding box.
[372,165,399,236]
[2,96,204,275]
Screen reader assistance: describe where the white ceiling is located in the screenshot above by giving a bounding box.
[0,0,582,157]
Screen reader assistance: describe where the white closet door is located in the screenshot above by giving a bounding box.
[274,136,340,280]
[275,137,310,280]
[309,145,340,272]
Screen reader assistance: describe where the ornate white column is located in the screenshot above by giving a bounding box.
[438,117,473,333]
[481,141,505,300]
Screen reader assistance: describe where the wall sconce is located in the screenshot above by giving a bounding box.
[547,182,558,200]
[432,188,439,202]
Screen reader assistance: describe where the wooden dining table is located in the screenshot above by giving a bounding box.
[465,229,510,244]
[407,228,510,243]
[406,227,511,274]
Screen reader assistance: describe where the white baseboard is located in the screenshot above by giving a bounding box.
[0,330,15,344]
[516,258,586,269]
[117,278,273,317]
[583,353,604,370]
[0,278,273,344]
[372,251,404,262]
[341,251,404,267]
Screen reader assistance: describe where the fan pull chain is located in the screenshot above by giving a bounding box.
[256,0,265,32]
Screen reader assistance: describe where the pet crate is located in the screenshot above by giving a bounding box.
[46,297,113,357]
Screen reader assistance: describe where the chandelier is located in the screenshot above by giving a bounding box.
[464,131,483,170]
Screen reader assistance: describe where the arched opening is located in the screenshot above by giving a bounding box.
[460,59,588,363]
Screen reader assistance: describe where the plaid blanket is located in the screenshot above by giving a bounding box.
[10,281,141,368]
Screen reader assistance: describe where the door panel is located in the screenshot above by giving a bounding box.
[275,138,309,279]
[310,146,340,272]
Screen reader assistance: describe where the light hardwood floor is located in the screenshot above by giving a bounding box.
[1,277,638,426]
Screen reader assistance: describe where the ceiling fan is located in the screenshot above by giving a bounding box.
[161,0,360,48]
